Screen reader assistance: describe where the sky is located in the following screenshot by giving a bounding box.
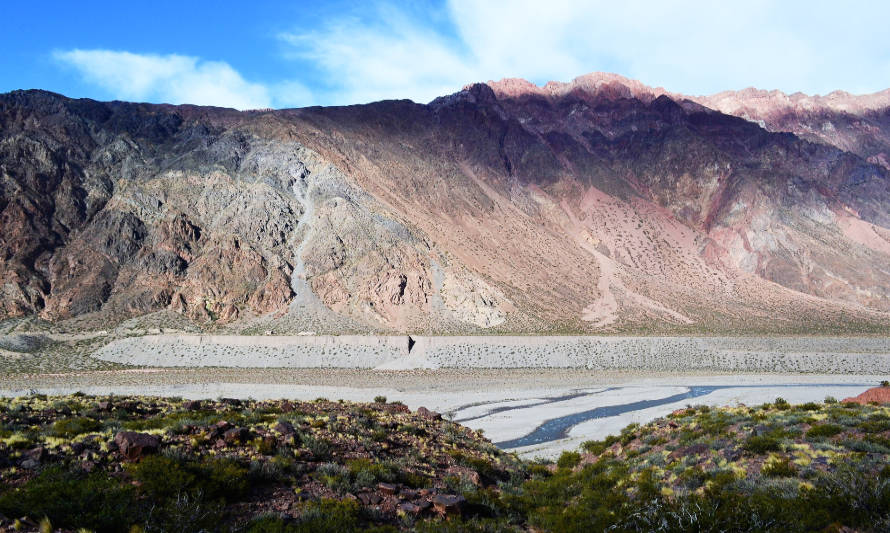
[2,0,889,110]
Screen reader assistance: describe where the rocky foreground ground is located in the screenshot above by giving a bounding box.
[1,390,890,532]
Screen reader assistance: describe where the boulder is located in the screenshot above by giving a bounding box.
[223,427,250,444]
[416,407,442,420]
[113,431,160,460]
[24,446,46,462]
[377,482,399,495]
[358,492,383,505]
[432,494,466,515]
[399,502,423,515]
[274,421,296,435]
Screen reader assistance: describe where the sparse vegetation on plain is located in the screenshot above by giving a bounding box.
[2,394,890,531]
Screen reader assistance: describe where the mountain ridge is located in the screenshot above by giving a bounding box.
[2,74,890,334]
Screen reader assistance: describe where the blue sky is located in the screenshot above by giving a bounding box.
[2,0,889,109]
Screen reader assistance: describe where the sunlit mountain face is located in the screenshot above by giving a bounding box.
[2,74,890,334]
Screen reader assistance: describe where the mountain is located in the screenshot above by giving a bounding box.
[2,73,890,334]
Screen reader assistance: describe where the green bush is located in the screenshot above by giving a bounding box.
[743,434,782,454]
[859,419,890,433]
[556,451,582,469]
[50,417,102,437]
[301,434,332,460]
[806,423,845,439]
[127,455,196,500]
[127,455,248,502]
[580,435,618,455]
[0,467,137,532]
[247,499,365,533]
[762,456,798,477]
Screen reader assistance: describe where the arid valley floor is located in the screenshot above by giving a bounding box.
[3,333,886,459]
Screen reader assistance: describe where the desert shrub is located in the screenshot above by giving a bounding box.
[373,396,387,404]
[250,436,277,455]
[580,435,619,455]
[824,396,838,404]
[859,419,890,433]
[556,451,582,469]
[316,462,352,493]
[642,434,667,447]
[0,467,137,532]
[620,423,640,445]
[414,517,519,532]
[127,456,196,500]
[842,438,890,454]
[773,397,790,410]
[128,455,248,502]
[797,402,821,411]
[450,451,503,482]
[677,466,710,490]
[199,457,249,500]
[247,498,365,533]
[526,463,552,479]
[743,435,783,454]
[806,423,845,439]
[762,456,798,477]
[141,491,223,533]
[301,434,332,460]
[50,416,102,437]
[700,411,734,435]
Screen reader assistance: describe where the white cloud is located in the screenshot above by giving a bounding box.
[281,0,890,105]
[54,49,313,110]
[280,8,479,105]
[53,2,890,108]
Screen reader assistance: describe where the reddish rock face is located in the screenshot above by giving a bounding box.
[2,78,890,334]
[842,386,890,405]
[113,431,160,460]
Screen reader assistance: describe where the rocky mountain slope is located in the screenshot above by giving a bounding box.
[2,73,890,334]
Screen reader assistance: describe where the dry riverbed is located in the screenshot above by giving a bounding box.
[1,368,880,458]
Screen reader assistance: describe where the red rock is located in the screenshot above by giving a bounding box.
[113,431,160,460]
[842,386,890,405]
